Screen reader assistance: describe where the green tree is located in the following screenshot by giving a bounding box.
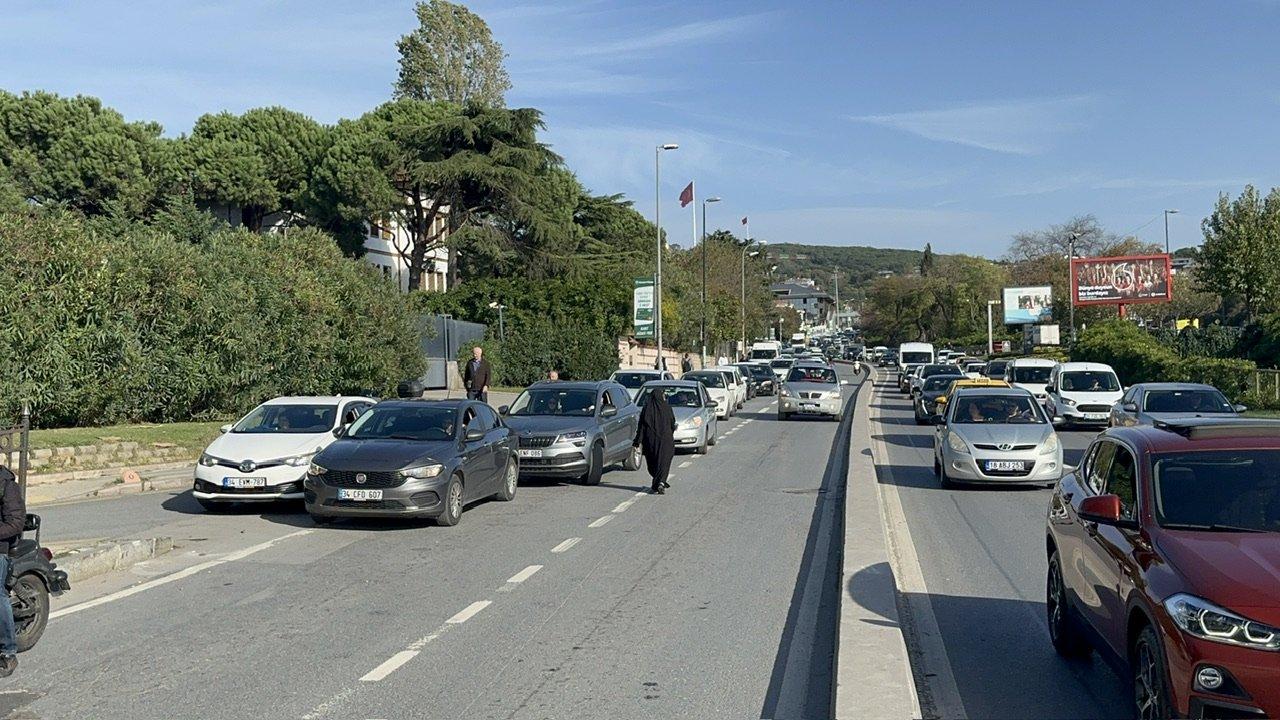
[1199,185,1280,319]
[393,0,511,107]
[919,242,935,276]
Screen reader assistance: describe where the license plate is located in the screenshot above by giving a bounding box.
[518,449,543,458]
[985,461,1026,472]
[1085,413,1107,420]
[222,477,266,488]
[801,402,819,409]
[337,488,383,501]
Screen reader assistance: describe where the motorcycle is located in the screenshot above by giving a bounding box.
[6,514,70,652]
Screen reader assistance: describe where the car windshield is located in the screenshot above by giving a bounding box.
[612,372,659,389]
[508,388,597,416]
[637,386,702,408]
[901,351,930,364]
[346,406,456,441]
[750,349,777,360]
[770,359,793,369]
[952,395,1045,424]
[232,404,337,434]
[1143,389,1234,413]
[741,365,769,379]
[924,376,964,392]
[1012,366,1053,383]
[1060,371,1120,392]
[1154,451,1280,532]
[686,373,725,389]
[966,363,986,373]
[788,367,837,384]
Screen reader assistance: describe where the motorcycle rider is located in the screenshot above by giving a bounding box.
[0,466,23,677]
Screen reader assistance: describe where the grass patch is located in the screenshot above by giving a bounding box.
[1244,409,1280,418]
[29,420,229,451]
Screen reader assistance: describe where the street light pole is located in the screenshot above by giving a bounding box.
[1163,209,1179,255]
[986,300,999,355]
[740,242,763,356]
[488,302,505,342]
[654,144,678,368]
[1067,232,1079,346]
[700,196,721,366]
[832,271,840,330]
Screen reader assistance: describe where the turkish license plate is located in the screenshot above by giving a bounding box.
[1085,413,1107,421]
[801,402,819,409]
[337,488,383,501]
[222,477,266,488]
[985,460,1026,472]
[518,449,543,458]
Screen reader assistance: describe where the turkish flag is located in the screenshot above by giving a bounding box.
[678,181,694,208]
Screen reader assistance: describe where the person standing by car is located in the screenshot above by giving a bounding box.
[681,354,693,374]
[0,466,24,677]
[634,390,676,494]
[463,346,491,402]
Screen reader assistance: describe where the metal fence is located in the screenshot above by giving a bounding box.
[0,404,30,498]
[1252,369,1280,402]
[420,314,487,389]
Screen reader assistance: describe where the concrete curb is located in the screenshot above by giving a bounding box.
[27,460,194,487]
[54,537,174,583]
[834,368,922,719]
[29,470,193,508]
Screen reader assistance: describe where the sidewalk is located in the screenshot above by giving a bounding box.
[26,463,193,507]
[422,389,520,408]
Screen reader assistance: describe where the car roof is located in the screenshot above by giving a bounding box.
[1055,362,1115,372]
[263,395,373,405]
[1009,357,1058,366]
[526,380,611,390]
[1128,382,1220,392]
[613,369,665,375]
[643,380,701,389]
[374,398,467,409]
[951,386,1032,398]
[1107,419,1280,453]
[948,378,1010,390]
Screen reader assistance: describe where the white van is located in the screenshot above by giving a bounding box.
[898,342,934,373]
[1003,358,1058,402]
[1045,362,1124,428]
[749,341,783,361]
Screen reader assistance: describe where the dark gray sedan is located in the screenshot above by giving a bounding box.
[500,381,641,485]
[304,399,517,526]
[1108,382,1245,427]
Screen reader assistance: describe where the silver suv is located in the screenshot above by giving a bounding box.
[500,381,642,485]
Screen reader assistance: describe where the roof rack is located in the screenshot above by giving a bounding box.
[1151,418,1280,440]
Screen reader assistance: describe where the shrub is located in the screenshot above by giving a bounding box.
[1072,320,1181,384]
[0,210,425,427]
[1174,357,1256,400]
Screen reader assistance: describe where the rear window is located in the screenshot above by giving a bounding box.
[924,376,963,392]
[920,365,956,378]
[686,373,725,388]
[901,352,931,364]
[770,359,793,369]
[1012,366,1053,384]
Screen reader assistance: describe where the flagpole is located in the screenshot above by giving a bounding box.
[741,217,750,356]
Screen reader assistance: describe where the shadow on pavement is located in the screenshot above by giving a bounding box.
[872,433,931,450]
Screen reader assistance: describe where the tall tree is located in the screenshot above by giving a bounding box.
[394,0,511,107]
[1199,185,1280,320]
[919,242,935,276]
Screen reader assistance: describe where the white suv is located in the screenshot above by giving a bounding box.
[1003,358,1058,402]
[1044,362,1123,428]
[193,395,375,509]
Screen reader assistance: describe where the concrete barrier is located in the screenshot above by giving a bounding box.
[54,537,174,583]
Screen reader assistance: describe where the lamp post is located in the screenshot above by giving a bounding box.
[487,301,506,342]
[986,300,999,355]
[1163,209,1179,255]
[700,196,721,366]
[740,240,765,356]
[654,144,678,368]
[1067,232,1079,346]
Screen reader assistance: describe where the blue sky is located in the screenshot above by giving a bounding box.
[3,1,1278,257]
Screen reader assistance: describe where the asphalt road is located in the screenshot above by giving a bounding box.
[6,366,863,720]
[866,368,1130,719]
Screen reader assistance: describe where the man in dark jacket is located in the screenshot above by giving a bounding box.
[681,354,693,374]
[462,346,492,402]
[633,390,676,494]
[0,466,23,677]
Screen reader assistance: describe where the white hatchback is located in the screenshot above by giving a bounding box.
[193,395,376,509]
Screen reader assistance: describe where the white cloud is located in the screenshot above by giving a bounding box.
[849,96,1097,155]
[573,12,775,57]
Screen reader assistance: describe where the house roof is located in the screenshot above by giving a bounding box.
[770,282,832,301]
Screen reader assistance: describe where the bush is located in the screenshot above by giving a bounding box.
[0,210,425,427]
[1174,357,1256,399]
[1074,320,1258,399]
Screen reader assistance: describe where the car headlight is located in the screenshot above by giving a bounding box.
[1164,594,1280,651]
[780,388,791,397]
[946,432,970,454]
[199,453,221,467]
[402,463,445,479]
[282,453,316,467]
[557,430,589,444]
[1040,433,1059,454]
[1061,397,1077,407]
[308,461,327,476]
[684,416,704,428]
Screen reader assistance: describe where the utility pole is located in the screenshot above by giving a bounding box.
[654,144,677,368]
[986,300,999,355]
[832,272,840,330]
[1067,232,1078,346]
[700,195,720,366]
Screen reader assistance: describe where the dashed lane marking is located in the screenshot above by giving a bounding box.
[447,600,492,624]
[588,515,612,528]
[612,498,637,513]
[360,651,417,682]
[506,565,542,584]
[551,537,581,553]
[678,461,692,468]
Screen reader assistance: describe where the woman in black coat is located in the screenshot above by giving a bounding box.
[634,389,677,494]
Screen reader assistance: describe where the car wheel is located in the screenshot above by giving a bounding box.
[581,443,604,486]
[436,474,464,526]
[197,498,226,513]
[938,460,956,489]
[1132,625,1174,720]
[494,456,518,501]
[622,444,642,472]
[10,573,48,653]
[1047,553,1090,658]
[695,437,708,455]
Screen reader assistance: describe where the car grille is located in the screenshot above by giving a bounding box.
[973,444,1037,451]
[800,392,826,399]
[194,479,300,495]
[1077,404,1112,413]
[324,471,405,489]
[323,499,406,510]
[519,435,556,448]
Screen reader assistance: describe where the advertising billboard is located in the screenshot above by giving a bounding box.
[633,277,655,339]
[1002,286,1053,324]
[1071,254,1172,306]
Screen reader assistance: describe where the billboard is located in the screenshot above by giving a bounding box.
[1071,254,1172,306]
[633,277,655,339]
[1003,286,1053,324]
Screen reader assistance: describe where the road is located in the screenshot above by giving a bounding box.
[8,366,863,720]
[865,368,1130,719]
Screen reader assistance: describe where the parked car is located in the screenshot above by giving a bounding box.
[1109,382,1245,427]
[779,364,847,421]
[194,395,376,510]
[913,373,966,425]
[769,358,794,383]
[609,370,676,400]
[983,358,1010,380]
[709,366,748,409]
[739,362,777,396]
[637,381,718,454]
[932,387,1062,488]
[684,370,735,420]
[1003,357,1058,402]
[499,381,641,485]
[1045,419,1280,720]
[963,362,987,380]
[304,399,516,526]
[1045,361,1124,429]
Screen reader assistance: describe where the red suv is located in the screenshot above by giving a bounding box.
[1045,419,1280,719]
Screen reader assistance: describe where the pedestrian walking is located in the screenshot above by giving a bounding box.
[633,389,676,494]
[0,466,24,677]
[462,346,492,403]
[681,354,693,374]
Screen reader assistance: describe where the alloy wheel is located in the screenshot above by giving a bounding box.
[506,462,517,495]
[449,482,462,520]
[1134,641,1158,720]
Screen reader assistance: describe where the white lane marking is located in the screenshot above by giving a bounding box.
[447,600,492,624]
[360,651,418,682]
[551,537,581,553]
[612,498,637,513]
[51,529,312,620]
[588,515,612,528]
[506,565,542,584]
[678,461,692,468]
[744,419,754,424]
[634,490,648,497]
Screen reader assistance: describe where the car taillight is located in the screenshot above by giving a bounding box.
[40,548,52,562]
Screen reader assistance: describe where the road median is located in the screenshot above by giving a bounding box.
[53,537,175,583]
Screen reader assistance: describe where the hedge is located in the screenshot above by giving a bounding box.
[1072,320,1256,401]
[0,210,425,427]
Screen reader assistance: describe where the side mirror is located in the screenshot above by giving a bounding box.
[465,427,485,442]
[1233,404,1248,413]
[219,424,233,434]
[601,406,618,418]
[332,426,345,439]
[498,405,510,415]
[1078,494,1134,528]
[1121,402,1138,412]
[708,400,719,409]
[1044,385,1054,394]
